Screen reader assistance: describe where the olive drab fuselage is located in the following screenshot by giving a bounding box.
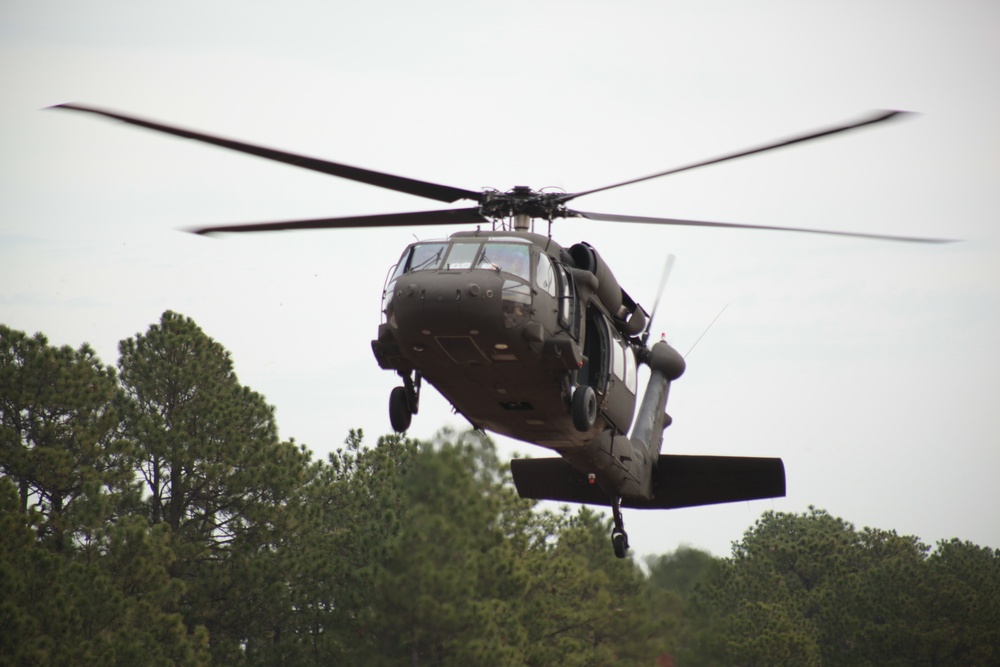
[371,230,648,452]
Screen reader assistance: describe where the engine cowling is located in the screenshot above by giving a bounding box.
[568,242,623,316]
[621,307,647,337]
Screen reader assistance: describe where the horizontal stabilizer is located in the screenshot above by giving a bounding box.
[510,454,785,509]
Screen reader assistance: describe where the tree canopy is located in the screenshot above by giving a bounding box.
[2,315,997,665]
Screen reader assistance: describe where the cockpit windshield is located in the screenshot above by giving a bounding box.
[385,238,536,331]
[407,242,447,273]
[477,243,530,280]
[399,240,531,281]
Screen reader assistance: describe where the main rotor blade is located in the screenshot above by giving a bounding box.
[559,110,911,203]
[571,210,958,244]
[189,207,488,235]
[50,104,482,204]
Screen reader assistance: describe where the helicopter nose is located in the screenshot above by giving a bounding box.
[391,271,505,335]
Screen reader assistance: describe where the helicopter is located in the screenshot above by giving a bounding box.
[52,104,953,558]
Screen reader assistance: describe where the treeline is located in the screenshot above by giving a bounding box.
[1,312,998,666]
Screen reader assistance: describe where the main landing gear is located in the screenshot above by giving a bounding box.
[389,372,421,433]
[611,495,629,559]
[571,384,597,432]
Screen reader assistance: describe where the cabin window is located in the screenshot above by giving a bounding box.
[582,312,607,391]
[535,252,557,297]
[624,344,637,394]
[603,318,636,394]
[557,266,578,337]
[610,327,625,382]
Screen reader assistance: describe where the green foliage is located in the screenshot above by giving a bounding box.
[117,311,308,663]
[697,507,1000,666]
[0,322,209,665]
[3,316,999,666]
[644,546,720,665]
[0,325,130,550]
[117,311,282,538]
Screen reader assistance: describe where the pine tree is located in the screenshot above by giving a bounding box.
[117,311,307,661]
[0,325,128,550]
[0,324,209,666]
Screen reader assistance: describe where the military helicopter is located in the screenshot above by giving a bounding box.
[53,104,953,558]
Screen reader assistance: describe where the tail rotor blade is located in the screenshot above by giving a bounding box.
[643,253,676,345]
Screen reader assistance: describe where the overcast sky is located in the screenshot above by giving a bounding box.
[3,0,998,560]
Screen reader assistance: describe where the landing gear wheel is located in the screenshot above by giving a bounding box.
[389,386,412,433]
[571,385,597,432]
[612,530,629,559]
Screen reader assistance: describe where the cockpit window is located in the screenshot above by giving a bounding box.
[406,242,447,272]
[536,252,557,297]
[400,239,531,280]
[443,242,481,270]
[478,243,530,281]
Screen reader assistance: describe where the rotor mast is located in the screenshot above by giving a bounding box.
[496,185,552,232]
[513,213,532,232]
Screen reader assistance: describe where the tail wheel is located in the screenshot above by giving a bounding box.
[389,386,412,432]
[611,496,629,558]
[571,385,597,432]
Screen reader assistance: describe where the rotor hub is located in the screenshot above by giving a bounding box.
[478,187,569,223]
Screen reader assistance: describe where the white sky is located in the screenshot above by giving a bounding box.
[2,0,998,560]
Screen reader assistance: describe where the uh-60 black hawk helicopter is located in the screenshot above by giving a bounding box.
[54,104,953,558]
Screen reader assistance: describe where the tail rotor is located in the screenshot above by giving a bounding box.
[641,253,676,348]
